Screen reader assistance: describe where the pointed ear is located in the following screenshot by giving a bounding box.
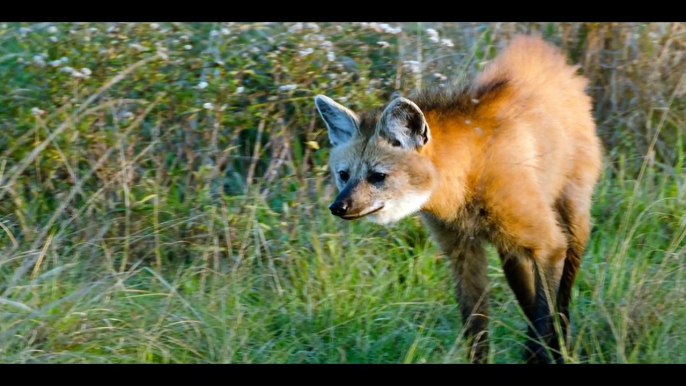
[377,97,430,150]
[314,95,360,147]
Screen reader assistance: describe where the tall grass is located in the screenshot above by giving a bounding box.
[0,22,685,363]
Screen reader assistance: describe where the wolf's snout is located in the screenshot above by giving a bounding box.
[329,200,349,217]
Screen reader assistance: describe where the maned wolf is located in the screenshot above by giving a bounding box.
[314,34,603,364]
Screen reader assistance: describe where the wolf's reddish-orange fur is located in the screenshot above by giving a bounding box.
[315,34,603,364]
[416,34,602,363]
[420,35,600,226]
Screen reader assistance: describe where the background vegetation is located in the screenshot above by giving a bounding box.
[1,22,685,363]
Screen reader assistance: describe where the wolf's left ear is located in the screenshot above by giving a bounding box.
[377,97,430,150]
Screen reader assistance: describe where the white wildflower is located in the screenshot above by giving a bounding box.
[441,38,454,48]
[84,36,91,42]
[49,60,62,67]
[320,41,333,51]
[369,22,382,33]
[221,28,230,35]
[249,47,260,53]
[32,55,46,67]
[129,43,150,52]
[47,26,58,34]
[279,84,297,91]
[150,23,160,30]
[180,35,190,41]
[236,86,244,94]
[197,81,208,89]
[338,96,349,102]
[288,22,303,33]
[19,27,32,36]
[426,28,440,43]
[60,57,68,63]
[433,73,447,81]
[184,44,193,50]
[203,102,214,110]
[31,107,45,116]
[210,30,219,37]
[122,111,134,119]
[49,36,58,42]
[298,47,314,57]
[403,60,421,74]
[379,24,401,34]
[326,51,335,62]
[377,41,390,48]
[60,66,75,74]
[71,68,91,78]
[306,23,320,33]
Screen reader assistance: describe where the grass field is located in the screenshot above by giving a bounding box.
[1,22,685,363]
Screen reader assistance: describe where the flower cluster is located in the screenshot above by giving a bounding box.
[287,22,322,34]
[426,28,454,47]
[355,22,402,35]
[403,60,421,74]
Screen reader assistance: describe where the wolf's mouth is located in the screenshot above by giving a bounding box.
[340,205,385,220]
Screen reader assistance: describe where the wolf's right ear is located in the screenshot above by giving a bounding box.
[377,97,430,150]
[314,95,360,147]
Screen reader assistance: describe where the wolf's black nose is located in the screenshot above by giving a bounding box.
[329,201,349,216]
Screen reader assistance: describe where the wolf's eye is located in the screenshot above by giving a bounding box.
[369,172,386,185]
[338,170,349,182]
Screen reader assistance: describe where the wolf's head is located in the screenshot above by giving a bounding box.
[314,94,438,225]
